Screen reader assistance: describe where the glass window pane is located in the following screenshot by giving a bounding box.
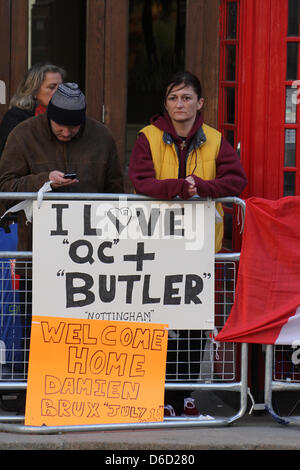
[227,2,237,39]
[30,0,86,89]
[284,172,296,196]
[225,129,235,147]
[285,86,297,123]
[127,0,186,123]
[225,88,235,124]
[284,129,296,166]
[225,45,236,81]
[288,0,300,36]
[286,42,298,80]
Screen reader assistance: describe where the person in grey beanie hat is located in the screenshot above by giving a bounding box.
[0,80,124,246]
[47,82,86,126]
[47,82,87,145]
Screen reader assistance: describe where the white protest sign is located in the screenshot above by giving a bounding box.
[32,199,215,329]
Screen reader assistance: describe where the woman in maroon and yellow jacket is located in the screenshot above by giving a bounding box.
[129,71,248,253]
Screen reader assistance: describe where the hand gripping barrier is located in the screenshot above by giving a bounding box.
[0,192,248,434]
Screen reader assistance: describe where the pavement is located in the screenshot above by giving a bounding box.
[0,391,299,451]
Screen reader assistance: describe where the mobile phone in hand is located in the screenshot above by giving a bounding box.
[63,173,77,179]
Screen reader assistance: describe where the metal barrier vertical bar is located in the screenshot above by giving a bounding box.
[0,340,5,379]
[264,344,280,421]
[232,342,249,423]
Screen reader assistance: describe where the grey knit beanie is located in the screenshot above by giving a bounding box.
[47,82,86,126]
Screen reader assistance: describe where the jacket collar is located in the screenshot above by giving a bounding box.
[163,125,206,149]
[152,111,206,149]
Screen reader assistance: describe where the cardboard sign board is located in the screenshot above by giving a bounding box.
[25,317,168,426]
[32,200,215,329]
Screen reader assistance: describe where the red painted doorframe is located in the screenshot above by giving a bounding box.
[218,0,296,245]
[237,0,289,199]
[262,0,287,199]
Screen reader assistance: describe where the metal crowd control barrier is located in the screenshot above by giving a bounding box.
[0,193,248,434]
[264,344,300,425]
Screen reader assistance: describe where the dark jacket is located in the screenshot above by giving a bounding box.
[129,112,248,200]
[0,113,124,252]
[0,107,34,156]
[0,107,34,222]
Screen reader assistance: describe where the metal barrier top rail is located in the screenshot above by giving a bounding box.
[0,192,246,224]
[0,192,246,208]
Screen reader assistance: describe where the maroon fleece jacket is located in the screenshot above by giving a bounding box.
[128,112,248,200]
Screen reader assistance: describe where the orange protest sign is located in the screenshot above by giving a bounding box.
[25,316,168,426]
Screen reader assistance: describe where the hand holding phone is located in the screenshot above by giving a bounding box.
[49,170,79,188]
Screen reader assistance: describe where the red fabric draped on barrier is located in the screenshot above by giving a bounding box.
[216,197,300,345]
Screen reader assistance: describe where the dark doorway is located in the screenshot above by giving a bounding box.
[30,0,86,90]
[126,0,186,164]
